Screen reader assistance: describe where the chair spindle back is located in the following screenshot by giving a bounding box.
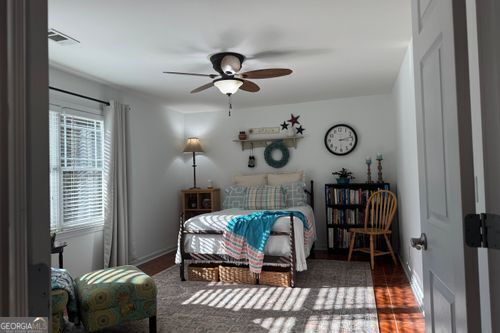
[364,190,397,231]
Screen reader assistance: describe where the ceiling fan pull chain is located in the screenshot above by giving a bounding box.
[228,93,232,116]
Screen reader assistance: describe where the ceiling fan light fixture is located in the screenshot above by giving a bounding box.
[213,78,243,95]
[220,54,242,75]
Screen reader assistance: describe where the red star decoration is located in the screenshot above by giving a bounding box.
[287,114,300,126]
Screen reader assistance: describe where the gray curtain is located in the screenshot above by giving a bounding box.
[103,100,130,268]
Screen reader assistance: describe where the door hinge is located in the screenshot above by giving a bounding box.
[465,213,500,249]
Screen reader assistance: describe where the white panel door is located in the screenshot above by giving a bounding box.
[411,0,479,331]
[466,0,500,331]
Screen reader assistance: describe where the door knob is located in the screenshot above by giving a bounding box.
[410,233,427,250]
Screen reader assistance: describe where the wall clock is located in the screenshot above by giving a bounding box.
[324,124,358,155]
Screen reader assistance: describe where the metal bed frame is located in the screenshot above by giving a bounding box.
[178,180,315,288]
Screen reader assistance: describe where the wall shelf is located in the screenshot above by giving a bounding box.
[232,136,304,151]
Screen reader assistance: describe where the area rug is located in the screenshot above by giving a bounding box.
[72,260,379,333]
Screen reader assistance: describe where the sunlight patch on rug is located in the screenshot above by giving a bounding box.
[87,260,379,333]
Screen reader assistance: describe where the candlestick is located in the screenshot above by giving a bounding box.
[376,152,383,160]
[366,159,373,183]
[377,159,384,183]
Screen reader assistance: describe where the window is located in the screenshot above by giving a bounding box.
[49,108,105,231]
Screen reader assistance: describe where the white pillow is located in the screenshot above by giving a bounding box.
[233,174,267,186]
[267,171,305,185]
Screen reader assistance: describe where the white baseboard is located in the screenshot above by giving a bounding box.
[399,255,424,312]
[130,246,177,266]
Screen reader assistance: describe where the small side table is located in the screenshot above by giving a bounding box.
[51,241,68,268]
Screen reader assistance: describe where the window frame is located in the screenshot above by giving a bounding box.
[49,101,105,234]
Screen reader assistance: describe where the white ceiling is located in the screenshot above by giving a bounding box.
[48,0,412,113]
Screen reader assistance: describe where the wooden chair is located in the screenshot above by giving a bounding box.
[347,190,398,269]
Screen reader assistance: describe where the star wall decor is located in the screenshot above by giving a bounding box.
[280,114,305,136]
[287,114,300,126]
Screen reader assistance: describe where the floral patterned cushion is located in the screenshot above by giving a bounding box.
[75,265,157,332]
[51,289,68,333]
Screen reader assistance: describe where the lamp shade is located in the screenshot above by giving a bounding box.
[183,137,204,153]
[213,78,243,95]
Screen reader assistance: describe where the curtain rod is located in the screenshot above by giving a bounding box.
[49,86,111,106]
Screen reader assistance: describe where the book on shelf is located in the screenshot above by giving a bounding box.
[327,208,361,226]
[328,228,334,248]
[330,228,366,249]
[326,184,389,206]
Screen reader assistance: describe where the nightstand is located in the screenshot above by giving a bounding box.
[181,188,220,220]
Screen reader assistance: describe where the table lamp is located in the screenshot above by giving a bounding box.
[183,137,204,188]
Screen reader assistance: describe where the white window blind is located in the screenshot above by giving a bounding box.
[49,109,104,231]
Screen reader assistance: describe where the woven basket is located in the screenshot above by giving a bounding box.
[219,265,256,285]
[188,264,219,282]
[259,267,291,287]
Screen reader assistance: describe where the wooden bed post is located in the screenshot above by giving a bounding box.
[178,213,186,281]
[290,212,296,288]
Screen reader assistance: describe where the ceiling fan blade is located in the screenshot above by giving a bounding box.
[239,68,292,79]
[190,82,214,94]
[163,71,219,79]
[240,80,260,93]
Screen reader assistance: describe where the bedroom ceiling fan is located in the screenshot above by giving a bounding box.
[163,51,292,97]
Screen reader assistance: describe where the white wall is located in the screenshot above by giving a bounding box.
[392,44,423,305]
[49,67,185,277]
[184,94,398,250]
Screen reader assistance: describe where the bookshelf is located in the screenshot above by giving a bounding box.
[325,182,390,251]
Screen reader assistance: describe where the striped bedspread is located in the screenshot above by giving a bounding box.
[223,211,308,274]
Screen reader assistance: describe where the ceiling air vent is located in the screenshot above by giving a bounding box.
[48,29,79,46]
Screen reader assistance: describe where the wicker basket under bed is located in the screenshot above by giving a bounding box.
[188,263,220,282]
[219,265,257,285]
[259,267,291,287]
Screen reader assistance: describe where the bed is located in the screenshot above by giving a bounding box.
[175,177,316,287]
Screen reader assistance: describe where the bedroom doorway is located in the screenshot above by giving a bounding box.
[3,0,499,331]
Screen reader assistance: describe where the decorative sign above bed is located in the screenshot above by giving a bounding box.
[249,127,281,136]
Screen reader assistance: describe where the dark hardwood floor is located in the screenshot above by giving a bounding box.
[139,250,425,333]
[314,251,425,333]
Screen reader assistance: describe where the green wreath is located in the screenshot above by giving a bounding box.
[264,140,290,168]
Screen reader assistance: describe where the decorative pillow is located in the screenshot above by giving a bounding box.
[267,171,305,185]
[223,185,248,209]
[245,185,286,210]
[282,181,308,207]
[233,174,267,186]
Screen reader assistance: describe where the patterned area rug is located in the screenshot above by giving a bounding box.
[69,260,379,333]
